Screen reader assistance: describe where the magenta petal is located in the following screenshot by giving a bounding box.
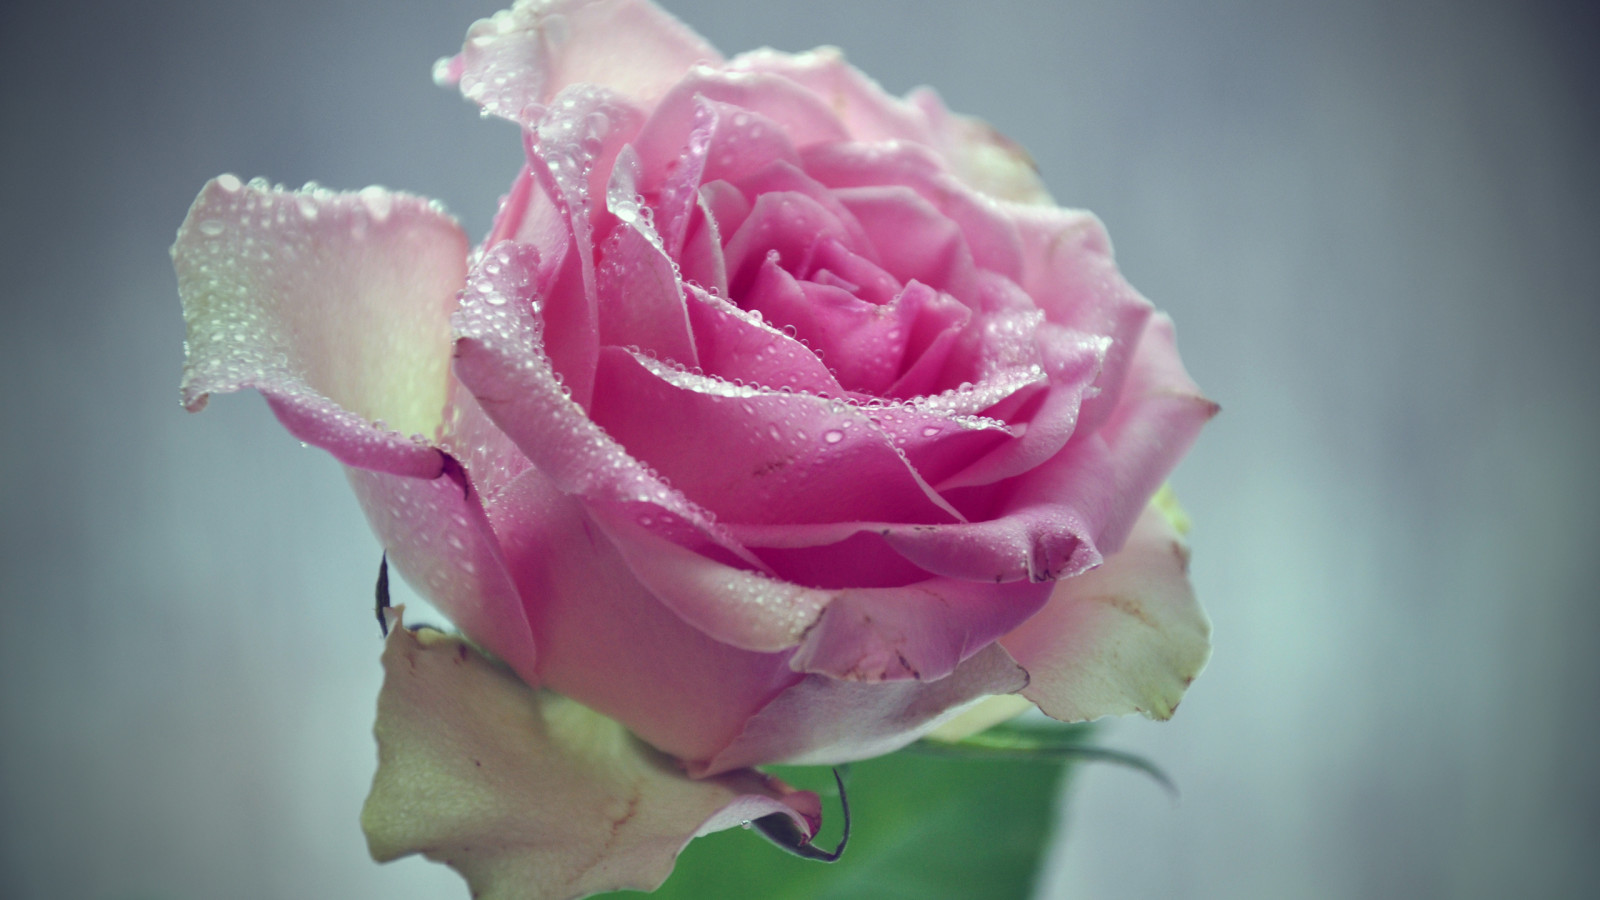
[589,347,964,526]
[586,505,831,652]
[597,146,698,365]
[522,87,647,406]
[348,468,537,680]
[448,0,721,122]
[684,285,843,394]
[1001,502,1210,722]
[695,642,1028,776]
[175,176,466,478]
[451,241,760,570]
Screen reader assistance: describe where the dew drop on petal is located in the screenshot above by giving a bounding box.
[823,430,844,444]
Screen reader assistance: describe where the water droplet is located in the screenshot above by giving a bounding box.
[922,425,942,437]
[823,430,844,444]
[198,219,225,237]
[216,174,242,193]
[359,186,392,222]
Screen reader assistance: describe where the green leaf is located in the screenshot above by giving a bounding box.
[598,734,1085,900]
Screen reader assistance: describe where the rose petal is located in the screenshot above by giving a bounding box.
[936,324,1111,490]
[486,467,803,764]
[800,140,1026,285]
[1000,501,1211,722]
[631,73,841,205]
[597,146,698,366]
[1007,205,1155,434]
[175,176,465,477]
[908,87,1053,205]
[727,46,935,146]
[362,617,818,900]
[588,347,965,525]
[1078,313,1219,553]
[684,284,843,395]
[695,642,1029,776]
[447,0,721,122]
[787,577,1054,682]
[523,86,646,406]
[348,468,538,680]
[451,241,763,570]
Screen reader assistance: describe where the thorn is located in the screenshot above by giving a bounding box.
[376,552,391,638]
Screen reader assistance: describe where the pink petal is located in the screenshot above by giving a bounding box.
[1080,313,1220,554]
[1000,502,1211,722]
[630,72,844,206]
[446,0,721,122]
[522,86,647,406]
[597,146,698,366]
[800,140,1025,284]
[833,184,975,292]
[362,619,818,900]
[485,467,802,764]
[786,577,1054,682]
[1007,205,1156,434]
[451,241,761,570]
[936,324,1111,490]
[695,642,1029,776]
[907,87,1053,205]
[175,176,466,478]
[347,467,537,680]
[727,46,935,145]
[588,346,964,526]
[684,285,843,395]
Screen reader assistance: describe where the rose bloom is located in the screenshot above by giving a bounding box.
[175,0,1214,891]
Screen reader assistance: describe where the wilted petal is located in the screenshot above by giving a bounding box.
[175,176,465,477]
[363,617,818,900]
[447,0,721,122]
[1000,501,1211,722]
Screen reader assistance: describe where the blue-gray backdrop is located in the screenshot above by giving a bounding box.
[2,1,1596,897]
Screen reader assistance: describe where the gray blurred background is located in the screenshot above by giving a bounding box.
[2,0,1596,897]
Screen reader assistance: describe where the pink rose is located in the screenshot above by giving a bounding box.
[176,0,1214,890]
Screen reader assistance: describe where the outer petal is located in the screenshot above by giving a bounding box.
[175,176,466,478]
[347,467,538,680]
[485,466,802,765]
[727,46,935,146]
[1000,501,1211,722]
[444,0,721,122]
[1006,205,1154,435]
[363,618,819,900]
[695,642,1030,776]
[588,504,1048,685]
[907,87,1053,205]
